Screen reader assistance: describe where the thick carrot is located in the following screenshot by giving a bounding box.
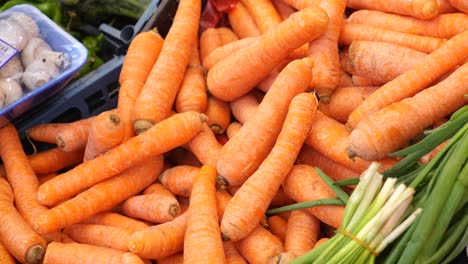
[28,147,83,175]
[175,42,208,113]
[25,122,67,144]
[186,123,222,166]
[127,211,188,259]
[43,242,145,264]
[81,212,150,232]
[207,7,329,101]
[348,62,468,160]
[346,0,439,19]
[448,0,468,13]
[234,225,284,264]
[202,37,259,70]
[342,41,427,86]
[339,23,446,53]
[217,27,240,44]
[38,111,206,206]
[63,224,133,252]
[347,10,468,39]
[240,0,282,33]
[272,0,297,19]
[118,192,180,224]
[216,58,314,187]
[55,118,93,152]
[83,110,125,161]
[230,93,259,124]
[267,215,288,243]
[0,177,46,264]
[157,253,184,264]
[227,2,261,38]
[0,241,15,264]
[220,92,318,241]
[159,165,200,197]
[199,28,225,65]
[0,124,48,227]
[224,241,247,264]
[33,155,163,235]
[283,164,345,228]
[132,0,201,133]
[317,86,378,123]
[183,165,226,263]
[351,75,381,87]
[226,122,242,139]
[205,96,231,134]
[284,210,321,258]
[345,30,468,130]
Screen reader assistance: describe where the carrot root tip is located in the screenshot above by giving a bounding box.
[56,136,66,150]
[127,240,142,253]
[109,113,121,125]
[134,120,154,135]
[346,147,357,159]
[221,232,231,242]
[318,95,331,104]
[26,244,45,264]
[215,175,229,191]
[210,124,225,135]
[169,204,181,217]
[199,113,209,123]
[422,2,438,18]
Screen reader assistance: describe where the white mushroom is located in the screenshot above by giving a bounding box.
[0,18,31,51]
[0,78,23,106]
[0,56,23,79]
[7,12,39,40]
[22,58,59,90]
[21,37,69,69]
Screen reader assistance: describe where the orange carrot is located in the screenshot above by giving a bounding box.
[186,123,223,166]
[202,37,259,70]
[81,212,150,232]
[346,0,439,19]
[0,177,46,264]
[42,232,75,244]
[313,238,329,248]
[227,2,261,38]
[240,0,282,33]
[283,164,345,228]
[207,7,328,102]
[347,10,468,39]
[348,61,468,160]
[205,96,231,134]
[216,58,314,187]
[267,215,288,243]
[38,111,206,206]
[199,28,225,64]
[157,253,184,264]
[317,86,378,123]
[83,110,125,161]
[132,0,201,133]
[284,210,321,258]
[230,93,259,124]
[351,75,382,87]
[0,241,16,264]
[224,241,247,264]
[272,0,297,19]
[165,147,203,167]
[448,0,468,13]
[216,190,234,221]
[159,165,200,197]
[220,92,318,241]
[63,224,133,252]
[269,187,295,208]
[217,27,240,44]
[338,68,354,88]
[33,155,163,235]
[127,211,188,259]
[175,42,208,113]
[37,172,58,185]
[55,118,93,152]
[256,61,288,93]
[184,165,226,263]
[345,30,468,130]
[28,147,84,175]
[43,242,145,264]
[25,122,67,144]
[226,122,242,139]
[339,23,446,54]
[234,225,284,264]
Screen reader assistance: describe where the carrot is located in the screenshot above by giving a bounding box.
[159,165,200,197]
[38,111,206,206]
[157,253,184,264]
[283,164,345,228]
[317,86,378,123]
[132,0,201,133]
[202,37,258,70]
[284,210,321,257]
[199,28,226,65]
[127,211,188,259]
[420,140,449,164]
[183,165,226,263]
[269,187,295,208]
[297,145,361,182]
[345,30,468,130]
[348,61,468,160]
[83,110,125,161]
[435,0,458,13]
[226,122,242,139]
[25,122,67,144]
[43,242,145,264]
[55,118,93,152]
[220,92,318,241]
[0,241,16,264]
[165,147,203,167]
[313,238,329,249]
[339,23,446,54]
[240,0,282,33]
[33,155,163,235]
[63,224,133,252]
[230,93,259,124]
[256,62,287,93]
[175,42,208,113]
[234,225,284,264]
[272,0,297,19]
[448,0,468,13]
[227,2,261,38]
[185,123,223,166]
[217,27,240,44]
[37,172,58,185]
[42,232,75,244]
[207,7,329,102]
[347,10,468,39]
[338,68,354,88]
[267,215,288,243]
[0,177,46,264]
[118,191,180,224]
[216,58,314,187]
[346,0,439,19]
[27,147,83,175]
[350,75,381,87]
[81,212,150,232]
[224,241,247,264]
[205,96,231,134]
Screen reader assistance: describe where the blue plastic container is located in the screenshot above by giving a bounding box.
[0,4,88,127]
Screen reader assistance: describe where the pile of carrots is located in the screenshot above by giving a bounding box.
[0,0,467,263]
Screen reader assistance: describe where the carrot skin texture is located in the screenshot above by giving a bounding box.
[205,96,231,134]
[234,226,284,264]
[224,241,247,264]
[119,192,180,224]
[227,1,261,38]
[186,123,222,166]
[159,165,200,197]
[207,7,329,101]
[448,0,468,14]
[81,212,150,232]
[203,37,259,70]
[240,0,282,33]
[63,224,134,252]
[28,147,84,175]
[199,28,224,65]
[284,210,321,257]
[346,0,439,19]
[55,118,93,152]
[25,123,67,144]
[230,93,259,124]
[267,215,288,242]
[0,241,15,264]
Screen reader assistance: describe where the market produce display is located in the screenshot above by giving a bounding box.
[0,0,467,263]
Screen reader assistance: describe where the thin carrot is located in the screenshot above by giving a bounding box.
[346,0,439,19]
[339,23,446,54]
[317,86,378,123]
[216,58,314,187]
[28,147,84,175]
[272,0,297,19]
[220,92,318,241]
[240,0,282,33]
[283,164,345,228]
[227,2,261,38]
[217,27,240,44]
[132,0,201,133]
[183,165,226,263]
[234,225,284,264]
[202,37,258,70]
[226,122,242,139]
[216,190,234,221]
[267,215,288,243]
[185,123,223,166]
[175,42,208,113]
[43,242,145,264]
[199,28,225,65]
[83,110,125,161]
[0,177,46,264]
[348,61,468,161]
[81,212,150,232]
[313,238,329,248]
[63,224,133,252]
[127,211,188,259]
[38,111,206,206]
[205,96,231,134]
[25,122,67,144]
[345,30,468,130]
[159,165,200,197]
[157,253,184,264]
[224,241,247,264]
[33,155,163,235]
[230,93,259,124]
[207,7,329,102]
[55,118,93,152]
[0,241,16,264]
[448,0,468,13]
[284,210,321,258]
[347,10,468,39]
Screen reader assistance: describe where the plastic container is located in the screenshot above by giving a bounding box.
[0,4,88,127]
